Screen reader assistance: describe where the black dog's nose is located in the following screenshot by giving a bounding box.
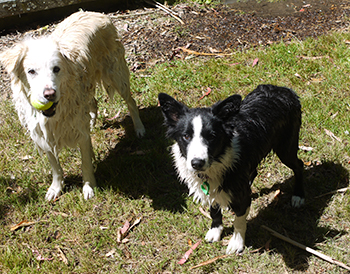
[191,158,205,170]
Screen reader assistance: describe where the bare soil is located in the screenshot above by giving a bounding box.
[0,0,349,96]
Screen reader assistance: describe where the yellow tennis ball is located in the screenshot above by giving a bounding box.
[30,98,53,111]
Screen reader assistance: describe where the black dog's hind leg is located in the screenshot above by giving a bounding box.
[274,126,305,207]
[205,204,223,242]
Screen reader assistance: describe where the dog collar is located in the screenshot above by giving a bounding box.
[198,174,210,195]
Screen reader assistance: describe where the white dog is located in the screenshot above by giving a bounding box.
[0,11,145,201]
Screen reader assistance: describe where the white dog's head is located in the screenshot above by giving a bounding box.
[1,37,66,117]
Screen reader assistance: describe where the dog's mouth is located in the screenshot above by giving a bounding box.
[42,102,58,117]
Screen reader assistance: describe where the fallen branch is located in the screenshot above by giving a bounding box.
[261,225,350,271]
[144,0,184,24]
[189,254,228,270]
[178,47,234,56]
[314,187,349,198]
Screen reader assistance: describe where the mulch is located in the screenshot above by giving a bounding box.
[1,0,349,97]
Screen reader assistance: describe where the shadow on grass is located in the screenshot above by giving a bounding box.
[94,106,188,212]
[0,176,41,220]
[226,161,349,271]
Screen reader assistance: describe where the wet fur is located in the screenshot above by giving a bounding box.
[0,11,145,201]
[159,84,304,254]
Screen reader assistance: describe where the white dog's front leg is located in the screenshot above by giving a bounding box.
[226,207,250,254]
[45,151,64,201]
[79,137,96,200]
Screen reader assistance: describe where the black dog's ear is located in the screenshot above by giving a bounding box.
[212,94,242,120]
[158,93,188,126]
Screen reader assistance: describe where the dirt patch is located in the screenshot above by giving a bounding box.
[0,1,349,96]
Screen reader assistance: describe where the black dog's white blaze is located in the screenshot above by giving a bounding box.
[159,85,305,255]
[171,115,240,208]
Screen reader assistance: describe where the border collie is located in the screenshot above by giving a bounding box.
[158,84,304,254]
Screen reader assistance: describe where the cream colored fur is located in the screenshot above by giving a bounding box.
[0,11,145,201]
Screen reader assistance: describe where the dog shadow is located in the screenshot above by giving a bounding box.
[94,106,188,212]
[224,161,349,271]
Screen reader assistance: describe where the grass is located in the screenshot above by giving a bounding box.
[0,29,350,273]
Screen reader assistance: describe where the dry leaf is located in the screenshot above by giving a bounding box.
[32,249,54,261]
[324,129,342,142]
[178,240,201,265]
[299,145,314,151]
[10,220,36,231]
[199,87,212,100]
[199,207,211,219]
[56,245,69,265]
[105,110,121,121]
[105,248,116,257]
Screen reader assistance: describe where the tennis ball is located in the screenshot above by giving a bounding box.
[30,98,53,111]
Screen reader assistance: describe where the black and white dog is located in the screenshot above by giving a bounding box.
[158,84,304,254]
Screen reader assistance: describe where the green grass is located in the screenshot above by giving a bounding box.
[0,30,350,273]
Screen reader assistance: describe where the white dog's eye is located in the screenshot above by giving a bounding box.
[28,69,36,75]
[53,66,60,73]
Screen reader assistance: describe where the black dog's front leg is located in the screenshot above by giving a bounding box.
[205,204,223,242]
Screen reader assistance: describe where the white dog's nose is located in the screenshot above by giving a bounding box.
[43,87,56,101]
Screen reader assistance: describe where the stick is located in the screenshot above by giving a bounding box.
[314,187,349,199]
[178,47,233,56]
[144,0,184,24]
[261,225,350,271]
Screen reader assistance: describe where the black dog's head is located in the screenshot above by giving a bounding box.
[158,93,241,172]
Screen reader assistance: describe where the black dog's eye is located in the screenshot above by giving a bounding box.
[28,69,36,75]
[183,134,191,141]
[53,66,60,73]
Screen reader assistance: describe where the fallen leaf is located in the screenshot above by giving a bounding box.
[105,110,121,121]
[199,87,212,100]
[20,155,33,161]
[324,129,342,142]
[199,206,211,219]
[10,220,36,231]
[227,62,241,66]
[56,245,69,265]
[299,145,314,151]
[178,240,201,265]
[252,58,259,67]
[120,220,130,235]
[105,248,116,257]
[190,254,228,270]
[32,249,54,261]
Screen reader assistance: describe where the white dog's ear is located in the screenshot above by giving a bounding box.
[0,42,27,75]
[158,93,188,127]
[212,94,242,120]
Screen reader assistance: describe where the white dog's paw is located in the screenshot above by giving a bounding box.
[291,195,305,208]
[83,184,95,200]
[226,231,245,254]
[205,225,224,242]
[45,187,61,201]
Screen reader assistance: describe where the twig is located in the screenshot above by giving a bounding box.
[261,225,350,271]
[144,0,184,24]
[189,254,228,270]
[178,47,234,56]
[314,187,349,198]
[109,11,156,19]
